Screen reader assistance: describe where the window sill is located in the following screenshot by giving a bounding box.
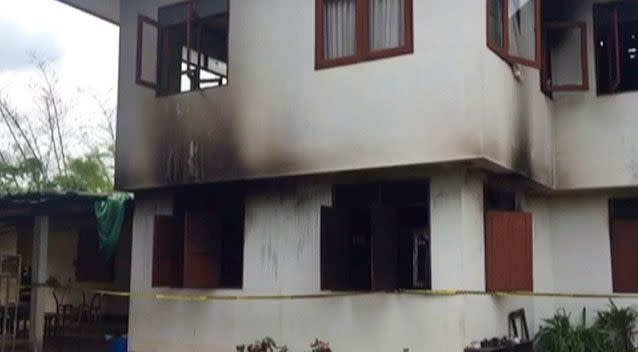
[315,47,414,70]
[487,45,540,70]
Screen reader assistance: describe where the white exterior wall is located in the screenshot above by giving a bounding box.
[128,170,545,352]
[115,0,555,190]
[551,0,638,190]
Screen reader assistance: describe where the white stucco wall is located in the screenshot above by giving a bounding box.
[115,0,555,190]
[551,0,638,190]
[525,193,638,329]
[128,170,544,352]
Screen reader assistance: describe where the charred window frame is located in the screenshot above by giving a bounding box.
[136,0,229,96]
[152,188,244,289]
[315,0,414,70]
[486,0,542,68]
[541,22,590,92]
[321,181,430,291]
[594,1,638,95]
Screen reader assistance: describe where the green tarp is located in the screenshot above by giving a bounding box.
[95,193,131,260]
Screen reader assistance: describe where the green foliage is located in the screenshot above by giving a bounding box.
[536,302,638,352]
[535,309,614,352]
[0,157,45,194]
[0,154,113,195]
[49,154,113,193]
[596,300,638,352]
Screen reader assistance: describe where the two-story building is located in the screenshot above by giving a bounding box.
[57,0,638,351]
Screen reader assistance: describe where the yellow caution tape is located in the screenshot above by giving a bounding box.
[23,285,638,302]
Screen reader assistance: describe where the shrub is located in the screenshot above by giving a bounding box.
[534,308,613,352]
[596,300,638,352]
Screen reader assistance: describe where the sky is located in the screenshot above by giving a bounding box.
[0,0,119,158]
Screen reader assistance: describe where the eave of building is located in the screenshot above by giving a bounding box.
[54,0,120,26]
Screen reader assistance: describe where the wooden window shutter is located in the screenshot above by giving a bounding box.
[152,216,183,287]
[370,207,398,291]
[320,207,353,291]
[485,211,533,292]
[610,220,638,293]
[183,210,222,289]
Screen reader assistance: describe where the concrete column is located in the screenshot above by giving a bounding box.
[430,170,485,291]
[30,216,48,351]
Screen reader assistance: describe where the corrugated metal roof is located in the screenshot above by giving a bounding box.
[0,192,109,218]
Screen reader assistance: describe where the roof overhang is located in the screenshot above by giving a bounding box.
[54,0,120,26]
[0,192,107,219]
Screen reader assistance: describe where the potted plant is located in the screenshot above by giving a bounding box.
[237,337,288,352]
[309,339,331,352]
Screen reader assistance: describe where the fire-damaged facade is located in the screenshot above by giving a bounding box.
[61,0,638,351]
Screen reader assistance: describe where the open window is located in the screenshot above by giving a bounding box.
[487,0,542,68]
[315,0,414,69]
[594,2,638,95]
[321,181,430,291]
[152,188,244,289]
[136,0,229,96]
[542,22,589,91]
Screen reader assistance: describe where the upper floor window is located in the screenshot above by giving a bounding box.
[315,0,414,69]
[487,0,592,93]
[136,0,229,96]
[594,1,638,95]
[487,0,542,68]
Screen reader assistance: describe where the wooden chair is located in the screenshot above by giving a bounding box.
[89,293,102,324]
[52,289,74,336]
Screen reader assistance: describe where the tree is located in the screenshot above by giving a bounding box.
[0,56,115,195]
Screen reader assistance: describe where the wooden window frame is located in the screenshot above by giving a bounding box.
[608,199,638,293]
[593,3,622,95]
[152,201,245,290]
[541,21,590,92]
[137,0,230,95]
[486,0,542,69]
[136,15,159,90]
[315,0,414,70]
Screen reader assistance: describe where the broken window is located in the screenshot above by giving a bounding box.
[594,2,638,95]
[136,0,229,95]
[152,188,244,289]
[315,0,414,69]
[609,199,638,293]
[486,0,541,68]
[321,181,430,291]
